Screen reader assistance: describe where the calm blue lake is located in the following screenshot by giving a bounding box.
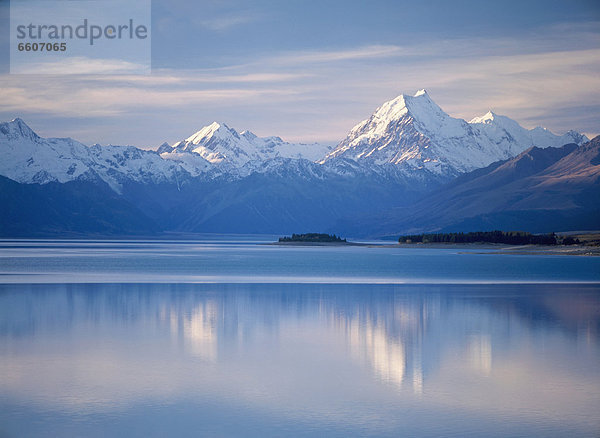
[0,239,599,437]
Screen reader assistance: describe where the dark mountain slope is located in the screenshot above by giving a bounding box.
[0,176,160,237]
[337,137,600,237]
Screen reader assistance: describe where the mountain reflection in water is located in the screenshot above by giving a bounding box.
[0,283,598,437]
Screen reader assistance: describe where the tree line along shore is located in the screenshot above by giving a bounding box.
[276,231,599,247]
[397,230,583,245]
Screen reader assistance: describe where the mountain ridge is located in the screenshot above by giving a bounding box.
[337,136,600,237]
[0,91,595,237]
[1,90,588,190]
[322,90,587,177]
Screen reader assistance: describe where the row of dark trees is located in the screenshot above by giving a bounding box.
[398,230,580,245]
[279,233,347,243]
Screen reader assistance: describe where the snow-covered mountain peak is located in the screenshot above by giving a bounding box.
[470,110,518,125]
[403,92,455,135]
[10,117,28,127]
[168,121,331,167]
[370,94,409,122]
[321,90,461,167]
[531,126,551,135]
[0,118,194,190]
[563,130,589,144]
[369,90,441,125]
[1,93,589,196]
[469,110,523,132]
[184,121,239,145]
[323,90,589,176]
[468,111,588,147]
[469,111,496,124]
[156,142,172,154]
[241,130,257,141]
[345,91,438,141]
[0,118,40,141]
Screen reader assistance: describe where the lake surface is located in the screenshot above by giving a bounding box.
[1,240,599,437]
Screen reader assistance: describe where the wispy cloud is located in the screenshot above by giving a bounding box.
[266,45,406,65]
[12,57,149,75]
[89,71,311,85]
[1,22,598,146]
[0,82,299,117]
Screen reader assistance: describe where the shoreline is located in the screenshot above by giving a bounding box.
[268,241,368,247]
[270,241,600,256]
[396,242,600,256]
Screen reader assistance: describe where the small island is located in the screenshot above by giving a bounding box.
[279,233,347,243]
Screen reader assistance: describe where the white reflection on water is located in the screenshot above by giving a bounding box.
[468,334,492,376]
[336,310,408,389]
[181,302,218,361]
[0,283,599,437]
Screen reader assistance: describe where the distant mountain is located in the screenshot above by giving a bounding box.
[339,136,600,237]
[0,118,197,193]
[2,91,587,191]
[322,90,587,178]
[0,118,428,236]
[0,91,593,237]
[117,157,430,235]
[0,175,159,237]
[160,121,332,175]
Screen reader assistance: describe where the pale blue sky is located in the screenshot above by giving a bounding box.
[0,0,598,147]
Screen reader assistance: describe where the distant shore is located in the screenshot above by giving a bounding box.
[270,240,600,255]
[395,242,600,256]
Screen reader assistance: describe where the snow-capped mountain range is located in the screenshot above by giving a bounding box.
[0,118,189,193]
[163,121,332,166]
[322,89,587,176]
[0,90,588,192]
